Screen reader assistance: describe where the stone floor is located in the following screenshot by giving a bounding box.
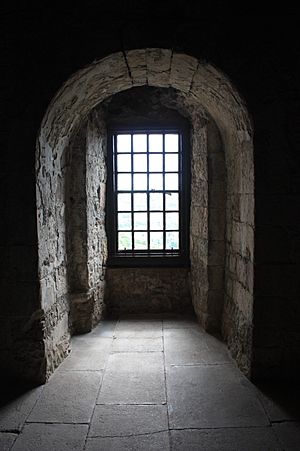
[1,314,300,450]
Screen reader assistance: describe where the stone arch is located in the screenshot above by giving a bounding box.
[36,49,254,379]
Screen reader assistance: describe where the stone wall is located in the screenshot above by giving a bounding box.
[105,268,192,315]
[67,112,107,334]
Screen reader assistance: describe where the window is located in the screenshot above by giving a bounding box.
[106,127,190,266]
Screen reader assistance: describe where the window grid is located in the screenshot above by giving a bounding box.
[113,131,181,254]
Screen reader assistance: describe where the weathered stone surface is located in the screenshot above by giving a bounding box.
[126,49,147,86]
[112,337,163,352]
[167,365,268,429]
[85,432,170,451]
[146,48,172,87]
[164,327,231,366]
[0,386,43,431]
[113,319,162,338]
[170,53,198,93]
[105,268,192,315]
[0,433,17,451]
[12,423,88,451]
[171,428,280,451]
[89,404,168,437]
[28,371,102,423]
[97,352,165,404]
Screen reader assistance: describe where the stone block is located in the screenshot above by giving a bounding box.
[146,48,172,87]
[126,49,147,86]
[170,53,198,93]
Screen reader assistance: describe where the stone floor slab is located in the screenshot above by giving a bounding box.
[167,364,269,429]
[27,371,102,423]
[89,320,117,337]
[11,423,88,451]
[58,347,110,371]
[97,352,165,404]
[113,320,162,338]
[272,422,300,450]
[171,427,281,450]
[70,336,113,351]
[112,337,163,353]
[89,404,168,437]
[85,431,170,451]
[164,328,231,365]
[163,316,198,329]
[0,433,17,451]
[0,386,43,431]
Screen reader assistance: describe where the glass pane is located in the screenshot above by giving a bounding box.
[117,134,131,153]
[118,213,131,230]
[165,173,178,190]
[133,193,147,211]
[149,154,163,172]
[117,154,131,172]
[134,154,147,172]
[134,212,147,230]
[149,173,163,190]
[150,232,163,249]
[165,192,178,211]
[133,173,147,190]
[133,134,147,153]
[118,174,131,190]
[165,154,178,172]
[118,232,132,250]
[118,193,131,211]
[134,232,147,250]
[149,134,163,152]
[165,212,179,230]
[166,231,179,249]
[165,134,178,153]
[150,212,163,230]
[150,193,163,211]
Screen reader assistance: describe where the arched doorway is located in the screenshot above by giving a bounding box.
[36,49,254,379]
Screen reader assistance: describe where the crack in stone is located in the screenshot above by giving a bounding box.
[89,429,169,439]
[0,429,20,434]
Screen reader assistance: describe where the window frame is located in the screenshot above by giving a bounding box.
[106,123,190,267]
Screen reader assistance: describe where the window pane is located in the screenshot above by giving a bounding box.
[118,193,131,211]
[133,193,147,211]
[134,212,147,230]
[149,173,163,190]
[134,154,147,172]
[149,134,163,152]
[150,232,163,249]
[133,134,147,153]
[117,154,131,172]
[165,192,178,210]
[165,154,178,172]
[134,232,147,250]
[133,173,147,190]
[165,212,179,230]
[118,232,132,250]
[149,154,163,172]
[118,174,131,190]
[117,134,131,152]
[165,173,178,190]
[150,212,163,230]
[118,213,131,230]
[166,231,179,249]
[150,193,163,211]
[165,134,178,153]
